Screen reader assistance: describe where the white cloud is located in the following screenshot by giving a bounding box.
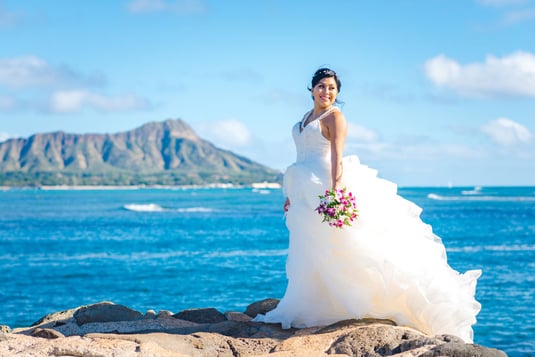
[0,56,103,89]
[345,125,486,161]
[0,132,12,142]
[194,119,253,149]
[127,0,206,14]
[424,51,535,98]
[475,0,535,26]
[128,0,165,12]
[344,124,469,161]
[347,122,379,142]
[50,90,149,113]
[0,56,149,114]
[503,8,535,24]
[476,0,527,6]
[348,139,483,161]
[481,117,532,145]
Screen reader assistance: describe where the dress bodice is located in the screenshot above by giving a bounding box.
[292,107,337,165]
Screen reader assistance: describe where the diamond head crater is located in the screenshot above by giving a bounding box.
[0,119,282,187]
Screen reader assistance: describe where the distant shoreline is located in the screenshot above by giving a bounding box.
[0,182,282,191]
[2,184,533,192]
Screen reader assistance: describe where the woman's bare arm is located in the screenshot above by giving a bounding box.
[323,111,347,189]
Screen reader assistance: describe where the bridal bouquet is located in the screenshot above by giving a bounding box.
[316,187,358,229]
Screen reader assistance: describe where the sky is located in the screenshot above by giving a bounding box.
[0,0,534,186]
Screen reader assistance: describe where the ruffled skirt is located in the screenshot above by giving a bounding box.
[254,155,481,343]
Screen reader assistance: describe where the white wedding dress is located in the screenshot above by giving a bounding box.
[254,107,481,343]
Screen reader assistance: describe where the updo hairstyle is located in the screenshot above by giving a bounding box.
[309,68,342,92]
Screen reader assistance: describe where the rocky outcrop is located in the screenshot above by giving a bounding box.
[0,300,507,357]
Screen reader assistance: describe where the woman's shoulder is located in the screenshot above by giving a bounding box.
[323,107,345,123]
[326,106,343,116]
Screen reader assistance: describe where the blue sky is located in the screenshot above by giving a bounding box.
[0,0,534,186]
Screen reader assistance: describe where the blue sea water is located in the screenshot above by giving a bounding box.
[0,186,534,355]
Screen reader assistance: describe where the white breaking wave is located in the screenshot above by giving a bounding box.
[124,203,165,212]
[461,186,482,195]
[123,204,214,213]
[427,193,535,202]
[203,249,288,258]
[448,244,535,253]
[252,188,271,194]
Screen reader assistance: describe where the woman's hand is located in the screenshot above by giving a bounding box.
[283,197,290,212]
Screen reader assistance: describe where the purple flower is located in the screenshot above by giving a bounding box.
[316,187,359,229]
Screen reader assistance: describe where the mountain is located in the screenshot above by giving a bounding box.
[0,119,282,186]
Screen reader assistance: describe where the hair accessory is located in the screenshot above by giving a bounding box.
[317,68,336,76]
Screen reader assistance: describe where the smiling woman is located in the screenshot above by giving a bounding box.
[253,67,482,344]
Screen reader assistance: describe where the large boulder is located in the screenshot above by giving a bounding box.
[172,308,226,324]
[244,298,279,318]
[74,302,143,325]
[421,342,508,357]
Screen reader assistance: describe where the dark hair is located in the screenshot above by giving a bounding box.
[308,67,343,105]
[308,68,342,92]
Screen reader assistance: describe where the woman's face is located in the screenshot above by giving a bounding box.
[312,77,338,108]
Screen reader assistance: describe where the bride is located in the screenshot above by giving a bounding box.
[253,68,481,343]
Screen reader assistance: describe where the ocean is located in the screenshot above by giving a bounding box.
[0,186,533,356]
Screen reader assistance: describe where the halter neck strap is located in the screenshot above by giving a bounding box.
[300,106,338,131]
